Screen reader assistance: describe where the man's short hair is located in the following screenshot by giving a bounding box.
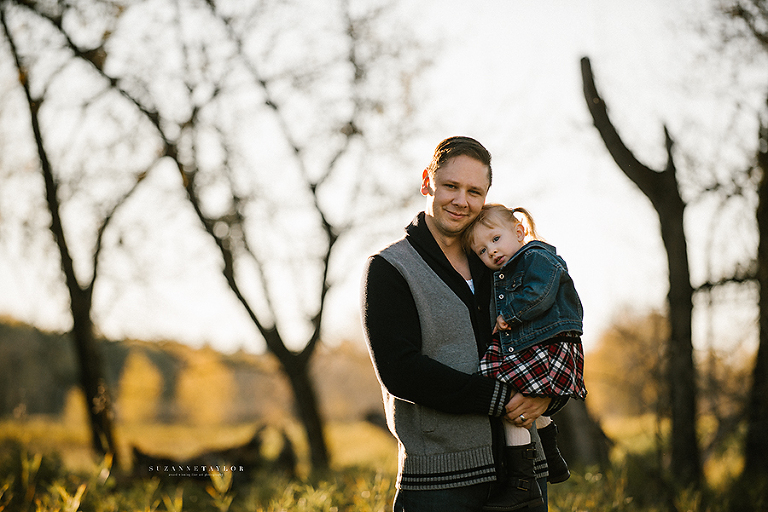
[425,136,492,188]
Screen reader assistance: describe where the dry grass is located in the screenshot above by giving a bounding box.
[0,413,396,476]
[0,412,758,512]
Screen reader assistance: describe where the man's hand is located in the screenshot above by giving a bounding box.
[504,392,551,429]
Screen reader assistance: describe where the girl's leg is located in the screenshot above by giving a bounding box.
[483,421,543,511]
[536,416,570,483]
[504,420,531,446]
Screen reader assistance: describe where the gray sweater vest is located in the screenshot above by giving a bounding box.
[379,239,497,490]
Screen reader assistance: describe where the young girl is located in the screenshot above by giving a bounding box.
[463,204,587,512]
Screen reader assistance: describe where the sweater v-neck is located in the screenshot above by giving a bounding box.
[405,212,490,320]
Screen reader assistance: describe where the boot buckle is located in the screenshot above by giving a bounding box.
[514,478,532,491]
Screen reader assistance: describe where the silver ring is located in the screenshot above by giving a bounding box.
[519,414,525,421]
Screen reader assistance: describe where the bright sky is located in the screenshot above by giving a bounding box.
[0,0,762,355]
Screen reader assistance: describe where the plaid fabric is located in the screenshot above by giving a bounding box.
[479,335,587,399]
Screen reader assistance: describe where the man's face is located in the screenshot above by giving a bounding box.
[421,154,490,239]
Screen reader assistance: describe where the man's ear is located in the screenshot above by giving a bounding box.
[420,168,432,196]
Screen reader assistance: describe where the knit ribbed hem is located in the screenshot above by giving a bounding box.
[399,467,496,490]
[398,446,497,490]
[532,430,549,479]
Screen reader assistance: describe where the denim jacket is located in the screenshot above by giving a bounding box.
[493,241,583,354]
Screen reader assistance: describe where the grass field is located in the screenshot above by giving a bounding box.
[0,414,763,512]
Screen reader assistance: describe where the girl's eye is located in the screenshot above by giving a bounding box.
[479,248,486,255]
[493,235,500,242]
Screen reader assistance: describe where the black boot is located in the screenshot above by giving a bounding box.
[538,422,570,483]
[483,444,544,512]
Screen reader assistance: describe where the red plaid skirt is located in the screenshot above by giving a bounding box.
[479,335,587,399]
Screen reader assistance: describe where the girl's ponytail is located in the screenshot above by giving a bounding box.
[511,207,541,242]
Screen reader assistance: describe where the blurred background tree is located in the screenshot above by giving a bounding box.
[581,56,702,486]
[716,0,768,486]
[580,0,768,494]
[0,0,428,470]
[1,0,159,464]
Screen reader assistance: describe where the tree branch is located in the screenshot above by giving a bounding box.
[726,2,768,51]
[581,57,672,202]
[695,270,758,293]
[90,164,155,291]
[2,3,83,298]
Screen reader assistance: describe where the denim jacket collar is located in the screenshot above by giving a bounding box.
[503,240,557,271]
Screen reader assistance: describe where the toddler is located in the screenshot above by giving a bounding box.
[463,204,587,512]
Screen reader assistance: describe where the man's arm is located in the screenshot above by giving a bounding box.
[362,255,510,417]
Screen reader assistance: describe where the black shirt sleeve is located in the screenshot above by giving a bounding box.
[362,254,510,416]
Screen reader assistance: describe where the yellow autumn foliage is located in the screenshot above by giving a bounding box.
[117,350,163,424]
[176,347,237,425]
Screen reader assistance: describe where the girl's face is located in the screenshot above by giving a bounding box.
[470,220,526,270]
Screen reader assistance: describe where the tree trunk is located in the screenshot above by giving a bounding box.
[657,170,699,488]
[743,117,768,480]
[581,56,701,487]
[281,353,329,470]
[70,293,119,462]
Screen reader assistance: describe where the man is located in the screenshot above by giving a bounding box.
[362,136,557,511]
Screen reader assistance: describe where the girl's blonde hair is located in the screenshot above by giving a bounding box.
[462,204,541,252]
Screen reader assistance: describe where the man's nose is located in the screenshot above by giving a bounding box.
[452,190,468,206]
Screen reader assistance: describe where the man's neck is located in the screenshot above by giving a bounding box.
[424,215,471,280]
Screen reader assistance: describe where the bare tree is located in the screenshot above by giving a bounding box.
[581,56,702,487]
[724,1,768,481]
[750,109,768,481]
[581,1,768,493]
[0,0,157,465]
[174,0,424,469]
[705,0,768,484]
[4,0,426,470]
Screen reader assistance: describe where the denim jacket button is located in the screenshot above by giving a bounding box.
[508,347,514,353]
[498,294,504,299]
[499,274,504,279]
